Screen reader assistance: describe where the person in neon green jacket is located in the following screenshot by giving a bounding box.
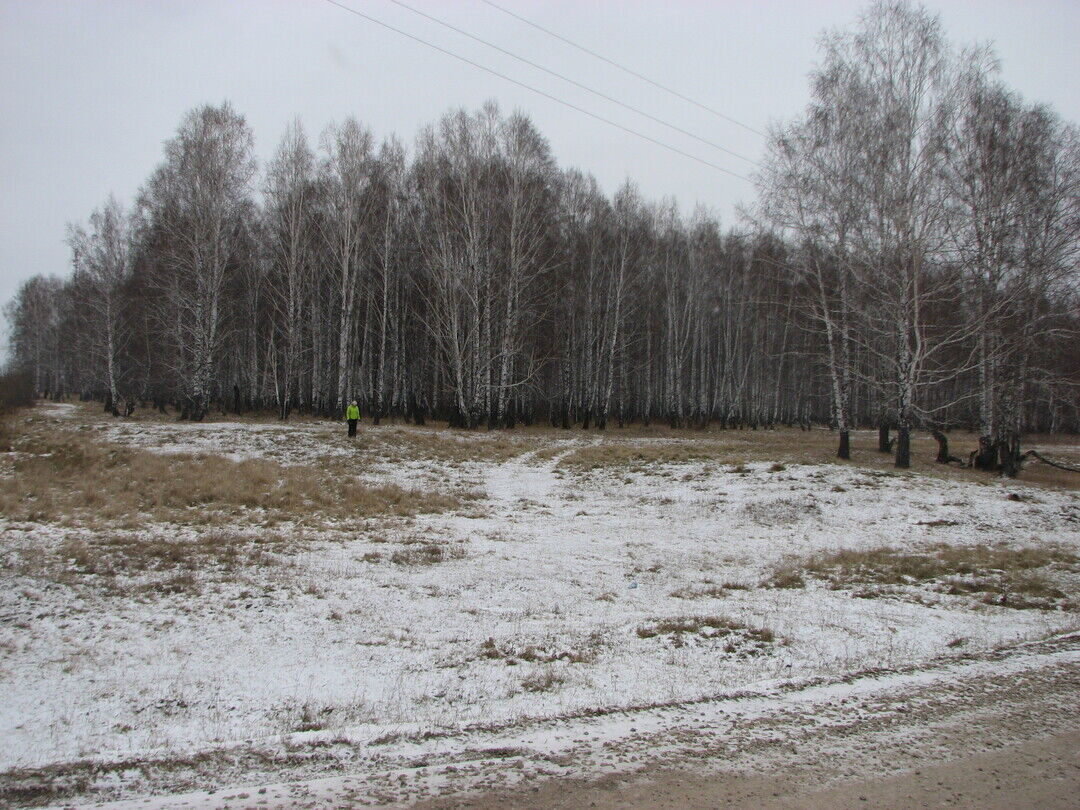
[345,400,360,437]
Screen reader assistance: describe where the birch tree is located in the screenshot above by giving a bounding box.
[318,118,376,413]
[757,110,859,458]
[820,1,971,467]
[138,102,256,419]
[265,120,316,419]
[4,275,65,397]
[67,196,132,412]
[494,111,556,427]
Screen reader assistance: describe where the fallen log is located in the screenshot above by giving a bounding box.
[1023,450,1080,473]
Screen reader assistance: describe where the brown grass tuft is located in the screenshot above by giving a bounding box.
[479,632,604,665]
[636,615,776,652]
[764,567,807,589]
[389,540,466,566]
[766,543,1079,610]
[670,583,730,599]
[521,667,565,693]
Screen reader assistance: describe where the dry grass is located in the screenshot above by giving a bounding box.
[367,427,537,465]
[0,413,21,451]
[35,400,1080,489]
[742,497,819,526]
[520,667,565,693]
[66,398,538,465]
[808,544,1079,583]
[527,445,570,465]
[57,530,289,575]
[635,616,777,654]
[53,529,289,578]
[765,569,807,589]
[389,539,467,566]
[0,420,467,529]
[556,442,730,471]
[273,698,377,733]
[3,529,294,597]
[670,583,732,599]
[538,424,1079,491]
[767,544,1080,610]
[478,632,604,666]
[0,734,371,808]
[635,615,769,640]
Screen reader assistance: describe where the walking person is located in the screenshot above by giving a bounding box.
[345,400,360,437]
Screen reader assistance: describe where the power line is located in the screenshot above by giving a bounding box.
[478,0,767,139]
[384,0,758,167]
[319,0,752,182]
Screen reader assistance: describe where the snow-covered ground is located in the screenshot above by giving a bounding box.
[2,406,1079,784]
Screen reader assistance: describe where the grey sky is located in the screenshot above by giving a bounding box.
[2,0,1078,322]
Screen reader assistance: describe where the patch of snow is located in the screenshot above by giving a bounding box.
[2,418,1078,774]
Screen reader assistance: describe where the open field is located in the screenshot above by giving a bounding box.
[1,402,1079,806]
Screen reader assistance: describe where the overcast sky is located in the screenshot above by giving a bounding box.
[2,0,1078,327]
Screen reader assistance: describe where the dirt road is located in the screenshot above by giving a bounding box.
[412,730,1080,810]
[41,632,1079,809]
[408,635,1080,810]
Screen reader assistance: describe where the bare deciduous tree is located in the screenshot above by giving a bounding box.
[137,102,256,420]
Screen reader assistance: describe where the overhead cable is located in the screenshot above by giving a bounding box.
[319,0,752,181]
[478,0,768,138]
[385,0,758,166]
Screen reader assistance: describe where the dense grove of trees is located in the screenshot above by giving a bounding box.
[4,2,1078,471]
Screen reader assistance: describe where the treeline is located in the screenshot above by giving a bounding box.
[4,1,1078,469]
